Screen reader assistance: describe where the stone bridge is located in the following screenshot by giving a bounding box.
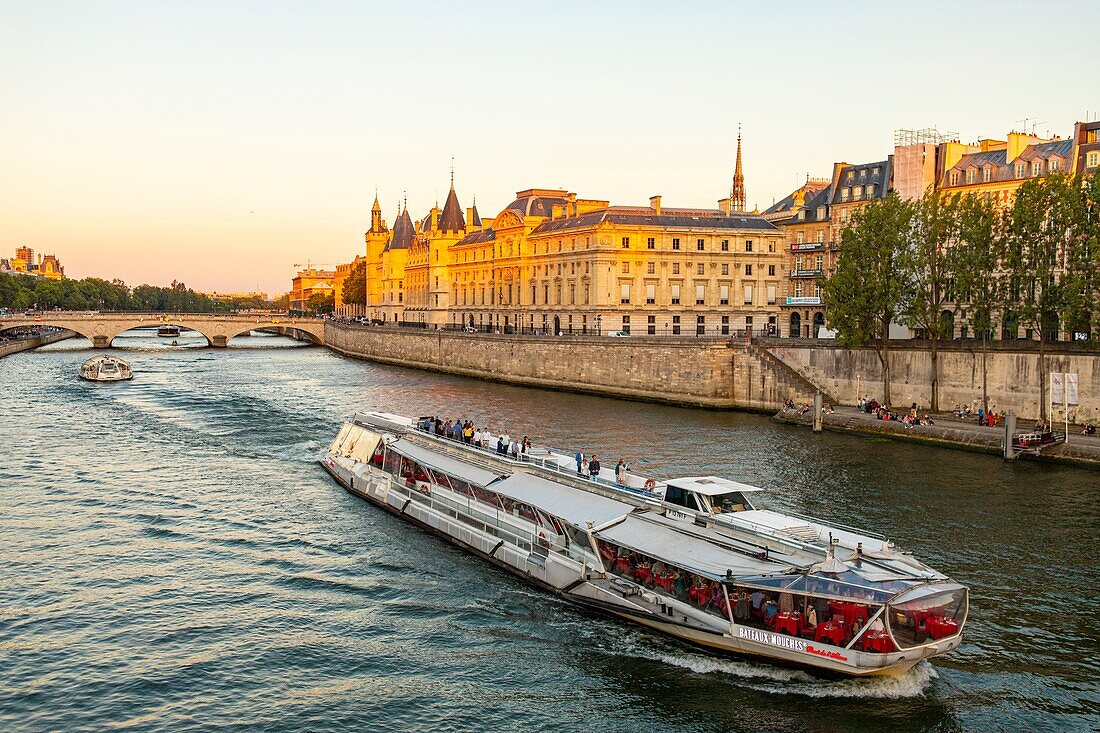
[0,312,326,348]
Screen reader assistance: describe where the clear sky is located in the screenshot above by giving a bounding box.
[2,1,1097,296]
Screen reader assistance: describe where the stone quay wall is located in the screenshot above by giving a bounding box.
[325,324,777,409]
[325,324,1098,421]
[0,330,73,358]
[764,340,1100,423]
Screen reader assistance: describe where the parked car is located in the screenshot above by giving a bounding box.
[462,326,477,333]
[606,331,631,338]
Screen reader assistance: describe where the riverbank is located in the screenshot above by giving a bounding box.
[774,405,1100,469]
[0,329,73,358]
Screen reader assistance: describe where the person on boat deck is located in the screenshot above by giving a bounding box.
[575,451,584,475]
[867,614,885,633]
[588,456,601,480]
[750,590,765,617]
[522,436,531,454]
[616,459,628,485]
[499,432,510,454]
[779,591,794,614]
[509,439,519,458]
[580,457,589,475]
[734,591,752,622]
[804,603,818,632]
[763,598,779,626]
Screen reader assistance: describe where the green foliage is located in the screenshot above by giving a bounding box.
[823,193,913,349]
[306,291,334,314]
[340,259,368,306]
[949,193,1001,339]
[0,273,251,313]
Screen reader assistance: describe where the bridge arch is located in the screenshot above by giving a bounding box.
[0,322,95,345]
[107,319,214,348]
[223,323,324,346]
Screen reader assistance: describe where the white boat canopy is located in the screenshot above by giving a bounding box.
[489,472,635,529]
[596,515,778,579]
[387,439,504,488]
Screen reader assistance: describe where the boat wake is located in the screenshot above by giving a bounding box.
[643,648,938,698]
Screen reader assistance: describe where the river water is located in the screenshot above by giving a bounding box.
[1,331,1096,733]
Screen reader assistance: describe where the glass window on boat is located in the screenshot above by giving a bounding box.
[594,539,733,622]
[382,446,402,475]
[663,485,703,511]
[706,490,755,513]
[887,585,967,650]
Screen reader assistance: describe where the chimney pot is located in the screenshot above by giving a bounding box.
[649,195,662,215]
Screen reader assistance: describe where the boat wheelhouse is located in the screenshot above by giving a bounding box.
[157,325,181,337]
[321,411,968,677]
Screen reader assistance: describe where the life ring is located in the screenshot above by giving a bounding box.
[644,478,656,491]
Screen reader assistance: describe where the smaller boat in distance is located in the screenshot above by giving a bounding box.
[80,355,133,382]
[157,325,181,337]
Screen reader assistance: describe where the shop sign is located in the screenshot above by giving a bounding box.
[785,297,821,306]
[737,627,806,652]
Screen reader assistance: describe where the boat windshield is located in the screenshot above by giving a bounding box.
[886,584,968,649]
[708,491,755,513]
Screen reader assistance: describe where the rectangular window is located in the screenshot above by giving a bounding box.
[966,169,976,184]
[672,262,680,275]
[696,315,705,335]
[696,263,705,275]
[646,283,655,304]
[720,284,729,305]
[697,239,705,251]
[671,284,681,305]
[647,237,655,249]
[721,239,729,251]
[743,284,753,305]
[768,264,775,276]
[647,315,655,335]
[745,240,753,252]
[620,283,631,304]
[795,282,803,297]
[647,262,655,275]
[983,167,992,182]
[721,263,729,275]
[672,315,680,335]
[695,284,705,305]
[1031,161,1042,177]
[622,236,630,248]
[767,285,776,305]
[672,238,680,250]
[721,315,730,335]
[745,264,752,276]
[622,262,630,274]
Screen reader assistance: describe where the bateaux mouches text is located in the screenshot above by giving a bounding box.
[736,627,849,662]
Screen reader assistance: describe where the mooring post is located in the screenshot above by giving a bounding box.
[1003,412,1016,460]
[813,393,823,433]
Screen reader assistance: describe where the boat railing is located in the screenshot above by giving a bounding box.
[780,510,887,542]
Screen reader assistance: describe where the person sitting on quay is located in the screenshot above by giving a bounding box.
[1083,423,1096,436]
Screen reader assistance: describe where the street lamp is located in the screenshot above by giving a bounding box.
[595,314,602,335]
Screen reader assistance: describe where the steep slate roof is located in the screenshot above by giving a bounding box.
[455,228,496,246]
[439,186,466,230]
[530,207,779,235]
[831,159,890,204]
[763,181,829,217]
[385,207,416,250]
[469,204,482,228]
[506,190,570,217]
[1021,138,1074,160]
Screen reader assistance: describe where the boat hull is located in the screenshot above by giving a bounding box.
[319,456,937,679]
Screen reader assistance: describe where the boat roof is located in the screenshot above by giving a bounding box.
[665,476,765,495]
[491,472,635,528]
[387,438,503,488]
[596,514,777,579]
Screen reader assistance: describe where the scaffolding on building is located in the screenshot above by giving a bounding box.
[894,128,959,146]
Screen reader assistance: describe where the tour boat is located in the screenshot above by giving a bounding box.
[79,355,133,382]
[157,325,181,337]
[1012,430,1063,450]
[321,412,967,678]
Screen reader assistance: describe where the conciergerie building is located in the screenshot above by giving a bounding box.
[357,135,786,337]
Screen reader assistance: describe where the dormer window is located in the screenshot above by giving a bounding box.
[841,188,850,201]
[860,169,867,180]
[1049,158,1060,172]
[846,171,854,182]
[950,171,960,186]
[983,166,992,182]
[966,169,976,184]
[872,167,881,176]
[1032,161,1043,177]
[797,210,805,220]
[1088,152,1100,168]
[1016,163,1026,179]
[853,187,862,200]
[817,206,825,219]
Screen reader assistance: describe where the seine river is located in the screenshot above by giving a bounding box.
[1,330,1096,733]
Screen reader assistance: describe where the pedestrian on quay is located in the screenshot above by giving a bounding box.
[589,456,601,481]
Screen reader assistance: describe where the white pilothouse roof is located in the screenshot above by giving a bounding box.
[665,476,765,495]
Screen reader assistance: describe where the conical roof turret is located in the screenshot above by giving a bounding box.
[386,203,416,250]
[439,184,466,231]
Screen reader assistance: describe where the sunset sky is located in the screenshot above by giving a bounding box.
[2,1,1096,296]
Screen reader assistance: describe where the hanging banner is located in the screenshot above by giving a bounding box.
[1066,373,1078,405]
[1050,373,1064,405]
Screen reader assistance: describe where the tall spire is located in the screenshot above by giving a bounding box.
[731,124,746,212]
[370,189,384,233]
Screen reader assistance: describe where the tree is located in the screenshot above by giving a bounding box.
[823,193,914,405]
[306,291,334,314]
[899,190,958,411]
[1004,174,1077,419]
[271,293,291,312]
[950,193,1002,411]
[1061,171,1100,340]
[341,259,368,308]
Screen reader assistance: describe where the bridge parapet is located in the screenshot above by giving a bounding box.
[0,312,326,348]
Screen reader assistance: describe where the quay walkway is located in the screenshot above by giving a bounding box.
[774,405,1100,468]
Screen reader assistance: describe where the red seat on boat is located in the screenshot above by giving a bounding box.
[774,612,800,636]
[633,566,652,584]
[862,630,895,653]
[926,617,959,639]
[815,621,844,646]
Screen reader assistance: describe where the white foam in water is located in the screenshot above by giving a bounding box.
[644,649,939,698]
